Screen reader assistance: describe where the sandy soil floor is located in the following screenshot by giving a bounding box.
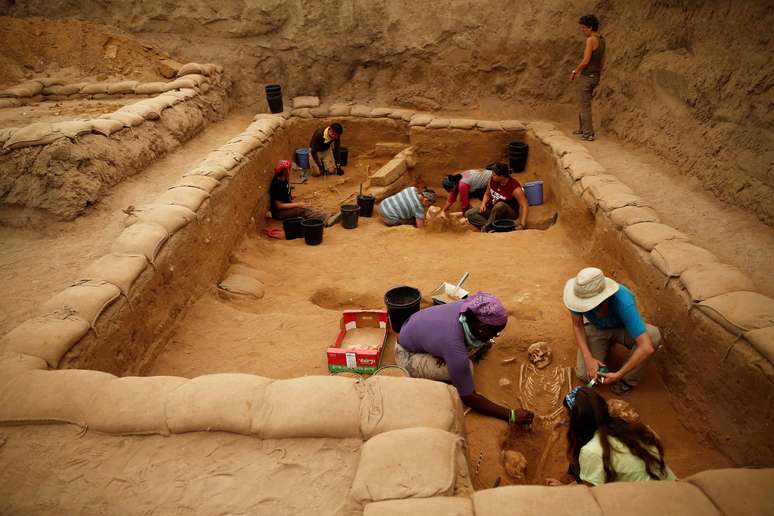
[0,98,138,128]
[147,157,734,488]
[0,425,360,515]
[0,112,254,335]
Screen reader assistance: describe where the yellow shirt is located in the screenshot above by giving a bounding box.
[580,432,677,485]
[323,127,332,144]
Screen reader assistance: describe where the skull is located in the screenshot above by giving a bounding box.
[527,341,552,369]
[608,398,640,424]
[502,449,528,480]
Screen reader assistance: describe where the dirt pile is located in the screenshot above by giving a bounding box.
[0,16,179,88]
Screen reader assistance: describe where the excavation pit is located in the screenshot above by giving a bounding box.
[1,110,771,513]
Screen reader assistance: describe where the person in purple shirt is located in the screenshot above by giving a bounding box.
[563,267,662,394]
[396,292,534,425]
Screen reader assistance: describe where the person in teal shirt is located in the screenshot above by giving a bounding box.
[563,267,661,394]
[546,386,676,486]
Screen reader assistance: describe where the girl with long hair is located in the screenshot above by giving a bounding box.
[547,387,676,486]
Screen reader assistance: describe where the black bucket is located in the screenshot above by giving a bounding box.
[384,286,422,332]
[508,141,529,172]
[492,219,517,232]
[265,84,283,114]
[338,146,349,167]
[301,218,324,245]
[341,204,360,229]
[357,194,375,217]
[282,217,304,240]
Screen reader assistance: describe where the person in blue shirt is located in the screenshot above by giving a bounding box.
[563,267,661,394]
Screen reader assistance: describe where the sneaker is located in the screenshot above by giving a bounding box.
[581,134,596,141]
[572,129,583,135]
[325,212,341,227]
[610,380,633,395]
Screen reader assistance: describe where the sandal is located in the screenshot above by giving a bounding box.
[581,134,596,141]
[610,380,633,395]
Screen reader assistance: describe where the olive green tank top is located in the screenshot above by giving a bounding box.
[584,34,606,75]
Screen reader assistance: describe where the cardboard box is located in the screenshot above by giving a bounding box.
[327,310,389,375]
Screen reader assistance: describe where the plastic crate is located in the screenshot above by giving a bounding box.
[327,310,389,375]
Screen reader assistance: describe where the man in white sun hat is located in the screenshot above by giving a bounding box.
[563,267,661,394]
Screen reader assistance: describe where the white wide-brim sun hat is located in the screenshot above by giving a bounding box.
[563,267,620,313]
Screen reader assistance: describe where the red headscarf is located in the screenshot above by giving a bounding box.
[274,160,292,175]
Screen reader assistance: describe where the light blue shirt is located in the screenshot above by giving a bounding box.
[572,285,647,339]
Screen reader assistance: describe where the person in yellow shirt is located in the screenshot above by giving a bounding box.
[546,386,676,486]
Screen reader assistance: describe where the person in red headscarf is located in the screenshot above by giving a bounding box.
[269,160,337,224]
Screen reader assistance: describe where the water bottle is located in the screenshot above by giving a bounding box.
[587,365,609,387]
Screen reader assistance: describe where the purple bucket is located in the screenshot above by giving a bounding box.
[524,180,544,206]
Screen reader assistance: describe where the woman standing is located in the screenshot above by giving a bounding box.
[547,387,676,486]
[570,14,606,141]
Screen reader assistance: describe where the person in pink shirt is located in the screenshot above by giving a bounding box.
[441,167,493,213]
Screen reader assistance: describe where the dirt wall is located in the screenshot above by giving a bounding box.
[3,1,771,224]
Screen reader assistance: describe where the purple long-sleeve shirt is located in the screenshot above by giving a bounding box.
[398,301,475,396]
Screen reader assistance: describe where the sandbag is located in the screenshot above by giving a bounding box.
[744,327,774,364]
[157,186,210,212]
[427,118,451,129]
[472,485,601,516]
[608,206,659,229]
[409,114,434,126]
[564,155,607,180]
[106,80,139,94]
[0,127,17,146]
[476,120,503,132]
[125,203,197,234]
[592,480,719,516]
[309,106,330,117]
[38,77,65,87]
[199,151,244,172]
[112,222,169,263]
[587,179,634,200]
[218,274,265,299]
[680,263,755,302]
[51,120,93,139]
[449,118,477,130]
[120,101,161,120]
[165,373,273,434]
[166,77,198,90]
[350,427,462,508]
[203,63,221,76]
[0,81,43,98]
[364,497,474,516]
[540,134,587,158]
[253,376,362,438]
[579,174,620,193]
[80,83,109,95]
[291,108,313,118]
[624,222,688,251]
[650,241,718,278]
[86,376,186,435]
[501,119,527,131]
[292,96,320,108]
[0,99,21,108]
[366,107,390,117]
[360,376,459,439]
[183,164,230,181]
[0,369,115,425]
[596,191,648,212]
[350,105,375,117]
[134,82,169,95]
[221,138,262,157]
[101,111,145,127]
[0,351,48,375]
[42,83,83,96]
[0,314,91,368]
[41,280,122,327]
[88,118,123,137]
[168,87,198,100]
[177,62,208,76]
[3,123,63,150]
[81,253,149,295]
[183,73,208,87]
[170,175,220,193]
[697,291,774,335]
[685,468,774,516]
[328,103,352,116]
